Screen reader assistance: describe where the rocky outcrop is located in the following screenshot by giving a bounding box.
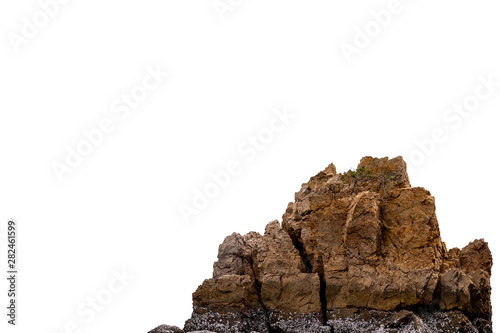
[160,156,492,332]
[185,221,325,332]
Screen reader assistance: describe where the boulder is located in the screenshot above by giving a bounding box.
[164,156,493,332]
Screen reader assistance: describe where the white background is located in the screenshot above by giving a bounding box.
[1,0,499,332]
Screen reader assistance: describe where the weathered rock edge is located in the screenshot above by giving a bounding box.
[155,156,493,333]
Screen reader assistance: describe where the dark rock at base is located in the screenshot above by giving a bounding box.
[326,308,485,333]
[151,308,491,333]
[148,325,184,333]
[183,309,329,333]
[267,311,329,333]
[183,307,268,333]
[327,308,428,332]
[420,311,481,332]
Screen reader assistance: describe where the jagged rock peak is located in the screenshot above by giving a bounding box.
[161,156,492,333]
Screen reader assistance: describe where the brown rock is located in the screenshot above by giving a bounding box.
[459,239,493,275]
[192,274,259,313]
[283,158,450,313]
[185,156,493,333]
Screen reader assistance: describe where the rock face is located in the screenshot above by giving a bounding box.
[180,156,492,332]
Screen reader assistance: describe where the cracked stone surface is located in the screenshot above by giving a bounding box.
[151,156,493,333]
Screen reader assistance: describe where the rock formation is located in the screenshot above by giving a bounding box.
[154,156,493,332]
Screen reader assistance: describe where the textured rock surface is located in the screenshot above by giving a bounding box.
[153,156,493,332]
[186,220,324,332]
[148,325,184,333]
